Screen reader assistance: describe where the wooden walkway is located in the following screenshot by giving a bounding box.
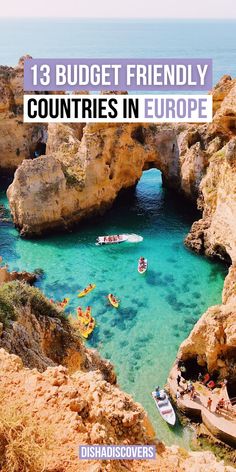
[167,365,236,447]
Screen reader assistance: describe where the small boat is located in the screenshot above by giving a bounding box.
[78,284,96,298]
[96,234,143,246]
[151,389,176,426]
[108,293,119,308]
[77,306,91,325]
[138,257,148,274]
[81,317,95,339]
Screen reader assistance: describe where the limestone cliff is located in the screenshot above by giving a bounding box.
[0,348,234,472]
[0,56,47,172]
[6,72,234,237]
[176,266,236,379]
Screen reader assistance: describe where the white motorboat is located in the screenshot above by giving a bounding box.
[151,389,176,426]
[138,257,148,274]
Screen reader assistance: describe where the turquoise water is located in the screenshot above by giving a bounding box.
[0,19,236,83]
[0,17,232,446]
[0,170,226,445]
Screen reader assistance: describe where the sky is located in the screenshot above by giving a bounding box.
[1,0,236,18]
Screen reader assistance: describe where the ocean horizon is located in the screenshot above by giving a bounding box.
[0,18,235,85]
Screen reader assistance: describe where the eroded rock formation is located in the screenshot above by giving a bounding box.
[0,348,234,472]
[185,136,236,264]
[0,264,37,285]
[176,266,236,379]
[0,282,115,382]
[0,56,47,172]
[6,72,235,237]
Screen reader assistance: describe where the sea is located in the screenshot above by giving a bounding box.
[0,19,234,446]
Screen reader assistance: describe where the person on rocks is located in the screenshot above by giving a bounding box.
[207,397,212,411]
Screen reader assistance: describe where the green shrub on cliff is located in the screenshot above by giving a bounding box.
[0,281,66,327]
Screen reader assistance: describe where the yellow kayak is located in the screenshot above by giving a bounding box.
[78,284,96,298]
[77,306,90,325]
[108,293,119,308]
[81,317,95,339]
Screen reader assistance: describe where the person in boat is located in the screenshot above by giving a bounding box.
[84,284,92,294]
[155,386,160,399]
[110,294,118,304]
[159,389,166,400]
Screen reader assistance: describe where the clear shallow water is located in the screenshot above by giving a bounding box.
[0,19,236,83]
[0,17,231,446]
[0,170,226,446]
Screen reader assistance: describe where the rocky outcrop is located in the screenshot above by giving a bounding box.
[185,77,236,264]
[7,122,184,236]
[0,56,47,172]
[0,265,37,285]
[174,266,236,380]
[0,281,115,381]
[0,348,234,472]
[185,136,236,264]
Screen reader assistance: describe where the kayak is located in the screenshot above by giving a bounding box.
[77,306,91,325]
[151,390,176,426]
[108,293,119,308]
[81,317,95,339]
[138,258,148,274]
[58,297,70,309]
[96,234,143,245]
[78,284,96,298]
